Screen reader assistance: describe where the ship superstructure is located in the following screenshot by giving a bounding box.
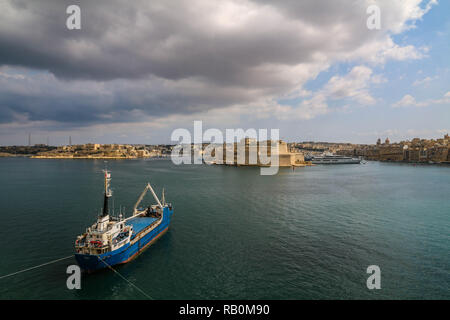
[74,170,173,272]
[309,153,361,164]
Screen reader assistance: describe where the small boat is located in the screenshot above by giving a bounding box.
[74,170,173,272]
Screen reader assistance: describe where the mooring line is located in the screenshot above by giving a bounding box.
[0,254,153,300]
[0,255,73,280]
[97,256,153,300]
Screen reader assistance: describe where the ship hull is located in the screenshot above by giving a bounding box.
[75,207,173,272]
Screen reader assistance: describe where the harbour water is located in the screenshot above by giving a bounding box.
[0,157,449,299]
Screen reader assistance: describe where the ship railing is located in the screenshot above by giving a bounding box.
[90,244,110,249]
[75,242,110,250]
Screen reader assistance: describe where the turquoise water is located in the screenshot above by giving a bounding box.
[0,158,448,299]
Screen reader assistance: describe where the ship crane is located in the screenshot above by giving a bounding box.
[133,182,163,215]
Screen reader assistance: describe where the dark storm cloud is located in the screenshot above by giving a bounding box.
[0,0,432,132]
[0,70,260,127]
[0,0,380,83]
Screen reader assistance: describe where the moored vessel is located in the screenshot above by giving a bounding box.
[74,170,173,272]
[308,153,361,164]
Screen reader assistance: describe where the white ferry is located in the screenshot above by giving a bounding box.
[310,153,361,164]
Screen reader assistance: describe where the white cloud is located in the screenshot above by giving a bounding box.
[432,91,450,104]
[393,94,423,107]
[324,66,378,105]
[251,65,382,121]
[290,93,329,120]
[393,91,450,108]
[413,76,437,86]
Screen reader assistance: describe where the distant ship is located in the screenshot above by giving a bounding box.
[309,153,361,164]
[74,170,173,272]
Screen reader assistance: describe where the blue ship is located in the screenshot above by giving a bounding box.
[74,170,173,272]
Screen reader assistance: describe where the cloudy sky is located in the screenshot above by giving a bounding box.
[0,0,449,145]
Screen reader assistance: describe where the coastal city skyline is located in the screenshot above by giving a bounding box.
[2,133,449,166]
[0,0,449,146]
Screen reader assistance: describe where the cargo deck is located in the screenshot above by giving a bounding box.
[126,216,159,236]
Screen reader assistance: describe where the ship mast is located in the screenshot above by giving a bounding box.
[102,170,112,217]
